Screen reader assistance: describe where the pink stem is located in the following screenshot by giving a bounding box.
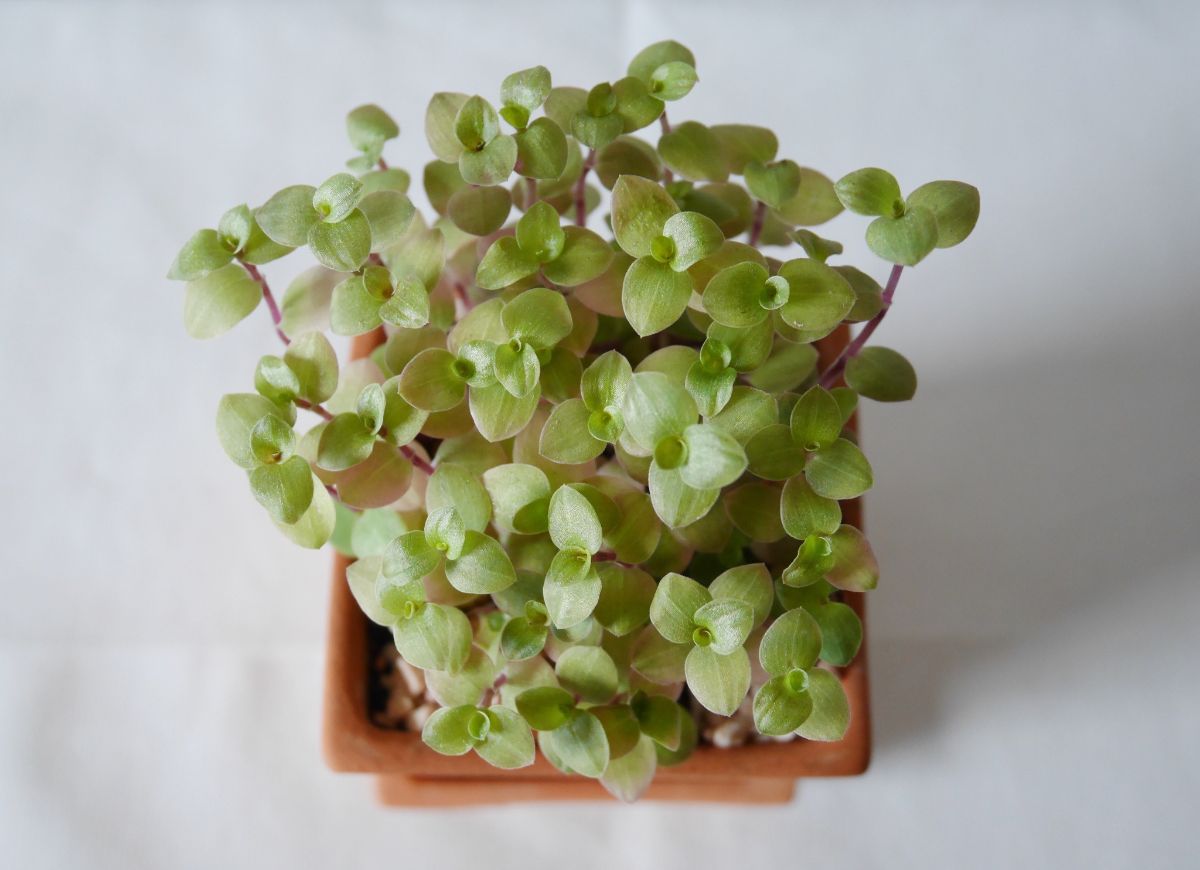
[819,264,904,388]
[574,149,596,226]
[242,261,290,346]
[747,201,767,247]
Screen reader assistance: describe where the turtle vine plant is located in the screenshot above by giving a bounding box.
[168,40,978,801]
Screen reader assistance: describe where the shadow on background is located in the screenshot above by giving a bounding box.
[865,309,1200,756]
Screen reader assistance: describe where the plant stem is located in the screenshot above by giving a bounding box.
[747,201,767,247]
[819,264,904,388]
[242,261,290,346]
[377,157,389,171]
[574,148,596,226]
[593,550,633,568]
[660,112,674,183]
[295,398,333,420]
[525,176,537,205]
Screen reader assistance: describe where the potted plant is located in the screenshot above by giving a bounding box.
[169,39,978,804]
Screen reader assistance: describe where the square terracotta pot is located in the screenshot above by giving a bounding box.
[322,328,871,805]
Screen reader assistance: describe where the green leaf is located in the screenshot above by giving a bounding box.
[391,601,472,671]
[454,95,500,152]
[446,184,511,236]
[475,707,536,769]
[647,464,719,529]
[425,464,491,533]
[425,646,496,707]
[421,705,475,756]
[777,167,844,226]
[658,122,728,182]
[663,211,723,270]
[790,228,844,263]
[604,491,662,565]
[753,674,815,736]
[482,463,550,534]
[631,626,690,684]
[582,350,634,411]
[684,645,750,716]
[272,473,335,548]
[845,346,917,402]
[514,117,569,179]
[544,710,609,778]
[336,442,414,509]
[795,668,850,741]
[468,380,540,442]
[781,475,842,539]
[592,705,642,761]
[601,733,657,802]
[284,332,338,403]
[744,160,801,209]
[516,685,575,731]
[476,236,539,291]
[493,340,540,397]
[254,355,299,405]
[627,40,696,83]
[611,174,679,258]
[836,266,885,323]
[329,274,381,336]
[501,615,549,661]
[649,61,697,101]
[249,455,314,524]
[649,572,710,643]
[723,482,785,543]
[380,381,428,447]
[790,386,843,450]
[826,524,879,591]
[556,646,619,703]
[805,438,874,500]
[622,256,693,337]
[759,606,822,676]
[167,228,233,281]
[907,180,980,248]
[313,173,362,223]
[379,275,430,330]
[612,76,664,133]
[684,363,736,418]
[596,136,662,189]
[745,423,808,480]
[459,135,518,186]
[346,103,398,152]
[424,506,466,560]
[382,529,441,584]
[678,423,746,489]
[692,599,754,655]
[502,287,573,349]
[702,261,770,327]
[709,563,773,626]
[279,266,337,335]
[632,693,683,750]
[399,348,466,412]
[539,398,605,464]
[593,564,655,637]
[835,168,903,216]
[706,387,777,445]
[746,339,818,394]
[257,185,318,247]
[349,510,405,560]
[514,201,565,261]
[622,372,696,451]
[543,550,601,629]
[183,264,261,339]
[866,207,939,266]
[501,65,551,112]
[307,209,371,272]
[345,556,394,625]
[445,530,517,594]
[542,228,613,287]
[215,394,291,469]
[549,485,603,554]
[572,111,624,150]
[812,601,863,666]
[542,86,588,132]
[777,259,856,341]
[710,124,778,175]
[426,92,470,161]
[316,413,375,471]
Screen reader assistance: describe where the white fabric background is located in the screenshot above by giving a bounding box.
[1,1,1197,867]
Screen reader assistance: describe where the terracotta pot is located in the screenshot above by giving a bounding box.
[322,328,871,805]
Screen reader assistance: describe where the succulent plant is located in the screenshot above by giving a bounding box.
[169,39,978,801]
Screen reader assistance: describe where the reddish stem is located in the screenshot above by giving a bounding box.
[242,261,290,346]
[377,157,389,171]
[574,149,596,226]
[295,399,333,421]
[819,264,904,388]
[747,201,767,247]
